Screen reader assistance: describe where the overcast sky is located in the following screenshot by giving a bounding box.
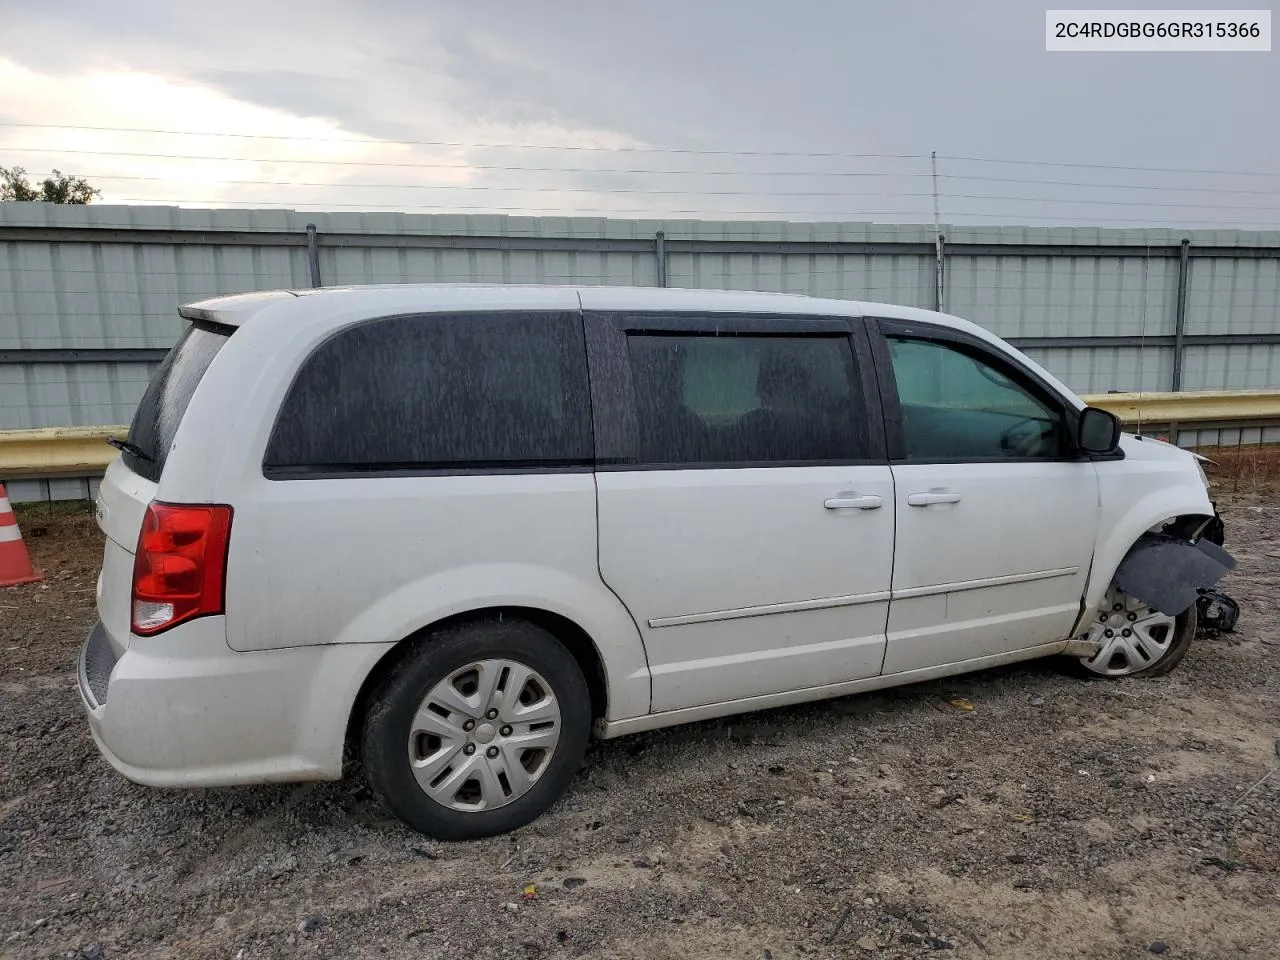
[0,0,1276,228]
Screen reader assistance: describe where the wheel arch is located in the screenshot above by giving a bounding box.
[343,606,612,764]
[1084,478,1218,613]
[1076,490,1232,643]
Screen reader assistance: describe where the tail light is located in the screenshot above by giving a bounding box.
[132,502,233,635]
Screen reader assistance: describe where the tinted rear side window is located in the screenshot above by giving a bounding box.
[264,312,592,477]
[626,333,867,465]
[125,323,230,482]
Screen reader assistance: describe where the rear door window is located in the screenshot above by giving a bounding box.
[264,311,593,476]
[626,333,868,465]
[125,323,230,482]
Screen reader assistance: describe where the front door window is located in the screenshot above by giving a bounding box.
[887,336,1065,460]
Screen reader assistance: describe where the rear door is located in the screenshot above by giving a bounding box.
[869,318,1100,674]
[588,311,894,714]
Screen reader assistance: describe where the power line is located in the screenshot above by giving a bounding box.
[33,174,943,198]
[27,169,1280,200]
[6,122,1278,180]
[904,193,1280,213]
[0,145,930,177]
[0,121,928,161]
[939,193,1280,213]
[941,173,1280,197]
[938,153,1280,180]
[5,122,1278,178]
[104,197,935,215]
[41,174,1280,212]
[11,154,1280,201]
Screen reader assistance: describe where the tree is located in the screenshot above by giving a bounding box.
[0,165,100,203]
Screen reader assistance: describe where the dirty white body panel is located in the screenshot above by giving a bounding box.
[883,460,1098,673]
[596,464,895,713]
[1085,433,1216,614]
[79,617,393,785]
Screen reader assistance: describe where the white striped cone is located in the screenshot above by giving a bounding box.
[0,483,41,587]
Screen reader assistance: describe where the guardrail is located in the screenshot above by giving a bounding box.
[0,426,128,479]
[3,390,1280,499]
[1086,390,1280,430]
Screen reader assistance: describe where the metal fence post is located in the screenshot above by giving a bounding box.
[934,233,946,312]
[655,230,667,288]
[1172,238,1191,391]
[306,223,322,288]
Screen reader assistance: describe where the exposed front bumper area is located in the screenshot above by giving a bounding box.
[1202,501,1226,547]
[77,619,396,788]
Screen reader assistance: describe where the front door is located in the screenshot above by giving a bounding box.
[589,312,895,714]
[871,321,1100,675]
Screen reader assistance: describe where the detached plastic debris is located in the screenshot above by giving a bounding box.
[1196,588,1240,635]
[1114,534,1236,617]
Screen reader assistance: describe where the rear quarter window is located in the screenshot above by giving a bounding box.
[264,311,593,476]
[125,323,230,482]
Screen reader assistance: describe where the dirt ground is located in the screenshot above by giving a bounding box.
[1,495,1277,960]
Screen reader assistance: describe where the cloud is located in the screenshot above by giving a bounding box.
[0,0,1276,227]
[0,57,459,209]
[0,53,662,216]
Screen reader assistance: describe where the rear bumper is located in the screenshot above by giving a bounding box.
[78,621,118,709]
[77,618,395,788]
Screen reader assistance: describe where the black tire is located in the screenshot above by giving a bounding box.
[361,617,591,840]
[1069,599,1198,680]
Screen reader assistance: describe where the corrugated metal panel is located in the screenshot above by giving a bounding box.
[945,254,1178,339]
[1177,425,1280,448]
[665,216,937,303]
[7,476,100,505]
[0,362,156,430]
[1180,344,1280,391]
[1184,255,1280,336]
[6,204,1279,245]
[5,205,1280,434]
[1018,346,1173,395]
[666,251,934,305]
[323,246,657,287]
[0,235,309,351]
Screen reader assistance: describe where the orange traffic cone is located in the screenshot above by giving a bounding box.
[0,483,41,587]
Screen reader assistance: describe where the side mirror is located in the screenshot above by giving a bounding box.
[1077,407,1121,454]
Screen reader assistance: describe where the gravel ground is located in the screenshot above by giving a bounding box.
[1,499,1278,960]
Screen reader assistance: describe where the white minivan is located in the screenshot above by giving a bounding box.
[79,285,1234,839]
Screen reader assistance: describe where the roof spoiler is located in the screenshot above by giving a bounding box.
[178,290,299,327]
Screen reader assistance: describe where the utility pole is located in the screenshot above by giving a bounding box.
[931,150,944,312]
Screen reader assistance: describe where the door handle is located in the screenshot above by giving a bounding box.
[907,490,962,507]
[824,493,884,510]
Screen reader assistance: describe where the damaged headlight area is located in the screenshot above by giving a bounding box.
[1196,589,1240,635]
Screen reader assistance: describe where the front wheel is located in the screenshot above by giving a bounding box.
[361,618,591,840]
[1073,585,1197,679]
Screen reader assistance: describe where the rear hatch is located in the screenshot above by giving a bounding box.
[95,321,232,651]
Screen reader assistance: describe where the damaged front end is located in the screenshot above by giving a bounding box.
[1113,506,1239,634]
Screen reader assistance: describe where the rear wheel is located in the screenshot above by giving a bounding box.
[1073,585,1197,679]
[362,618,591,840]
